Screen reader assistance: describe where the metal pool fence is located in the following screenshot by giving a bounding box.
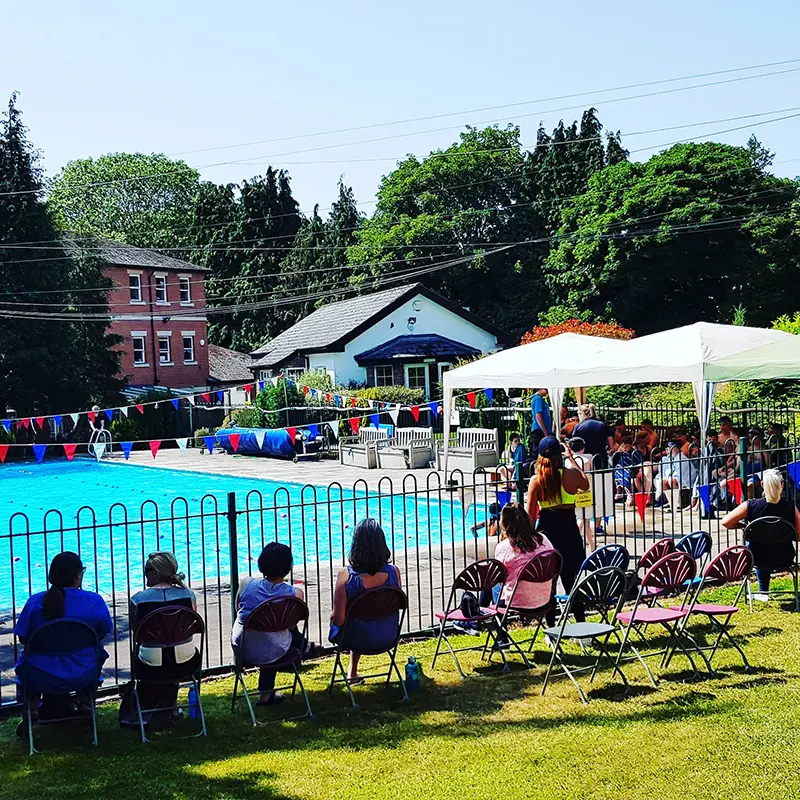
[1,444,798,706]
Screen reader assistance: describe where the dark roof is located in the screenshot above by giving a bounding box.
[64,236,208,272]
[354,334,480,364]
[249,283,508,368]
[208,344,254,383]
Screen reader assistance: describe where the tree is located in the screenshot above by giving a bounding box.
[0,94,121,415]
[545,141,800,333]
[49,152,200,248]
[520,320,635,344]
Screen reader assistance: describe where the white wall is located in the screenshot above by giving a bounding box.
[306,293,499,385]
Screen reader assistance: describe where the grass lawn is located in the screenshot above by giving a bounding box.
[2,583,800,800]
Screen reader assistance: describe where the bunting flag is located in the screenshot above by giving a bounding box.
[228,433,241,452]
[20,418,30,429]
[286,427,297,442]
[327,422,339,440]
[410,405,420,422]
[350,397,357,408]
[787,460,800,491]
[333,395,340,407]
[389,404,401,425]
[171,398,180,410]
[325,393,332,403]
[216,390,224,402]
[697,484,711,514]
[258,381,265,393]
[729,476,743,505]
[149,440,162,459]
[484,388,493,403]
[136,404,144,415]
[270,377,279,387]
[370,414,381,428]
[176,437,188,454]
[255,429,267,449]
[93,441,106,462]
[244,383,252,394]
[33,444,46,463]
[349,417,360,435]
[70,413,79,425]
[35,416,45,430]
[1,420,10,433]
[63,443,77,462]
[302,385,309,396]
[201,393,211,404]
[466,391,477,408]
[120,441,133,460]
[459,487,475,517]
[103,409,113,421]
[308,423,319,438]
[203,436,215,454]
[53,415,62,428]
[120,406,129,418]
[633,492,649,523]
[0,444,7,463]
[430,402,440,418]
[187,395,196,407]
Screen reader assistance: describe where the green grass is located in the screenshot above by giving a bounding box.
[2,585,800,800]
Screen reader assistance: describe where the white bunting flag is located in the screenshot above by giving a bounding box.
[459,487,475,517]
[328,422,339,441]
[255,429,267,449]
[271,376,280,387]
[388,404,401,425]
[176,437,188,454]
[450,407,461,426]
[70,413,79,425]
[367,399,374,409]
[120,406,129,418]
[92,441,106,462]
[187,395,196,407]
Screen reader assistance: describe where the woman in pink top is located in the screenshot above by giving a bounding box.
[494,503,553,610]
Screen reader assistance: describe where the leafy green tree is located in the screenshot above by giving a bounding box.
[545,141,800,333]
[49,152,200,248]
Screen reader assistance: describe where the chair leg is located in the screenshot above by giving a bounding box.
[554,645,589,704]
[327,651,341,695]
[27,702,36,756]
[388,648,409,702]
[430,621,447,671]
[793,567,800,612]
[440,628,466,679]
[230,670,240,713]
[133,684,148,744]
[747,579,754,613]
[541,633,561,697]
[194,679,208,737]
[293,666,313,718]
[90,694,98,747]
[239,671,259,727]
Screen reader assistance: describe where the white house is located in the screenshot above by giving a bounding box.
[248,283,508,398]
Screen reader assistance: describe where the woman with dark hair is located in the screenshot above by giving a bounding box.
[526,436,589,625]
[329,518,402,683]
[14,552,112,731]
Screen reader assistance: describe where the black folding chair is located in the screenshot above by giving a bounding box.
[231,596,313,724]
[132,606,206,743]
[431,559,508,678]
[327,586,408,708]
[20,618,102,756]
[743,516,800,611]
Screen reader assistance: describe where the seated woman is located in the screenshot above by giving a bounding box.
[231,542,307,706]
[15,552,112,734]
[722,468,800,601]
[329,518,402,684]
[498,432,529,486]
[120,551,199,729]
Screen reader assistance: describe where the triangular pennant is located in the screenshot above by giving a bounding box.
[203,436,215,454]
[63,443,77,462]
[328,422,339,441]
[35,416,45,430]
[633,493,649,523]
[216,390,224,402]
[171,398,180,410]
[466,391,477,408]
[103,409,113,421]
[333,395,340,407]
[120,441,133,460]
[176,437,188,453]
[119,406,129,418]
[270,377,279,388]
[20,418,30,429]
[244,383,252,394]
[349,417,360,435]
[484,388,493,403]
[93,441,106,462]
[136,404,144,415]
[325,393,332,403]
[0,444,7,463]
[70,413,79,425]
[149,440,162,459]
[228,433,241,452]
[350,397,357,408]
[187,395,196,407]
[460,487,475,517]
[729,476,743,505]
[286,427,297,442]
[309,388,316,399]
[53,415,63,427]
[308,424,319,438]
[33,444,46,463]
[202,393,211,403]
[389,404,401,425]
[258,381,266,392]
[1,420,10,433]
[410,406,420,422]
[431,402,440,418]
[787,461,800,491]
[302,385,309,396]
[370,414,381,428]
[697,484,711,514]
[255,429,267,449]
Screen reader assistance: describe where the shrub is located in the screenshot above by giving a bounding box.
[255,379,305,428]
[110,417,144,443]
[194,427,211,448]
[353,386,426,406]
[225,406,264,428]
[298,370,333,392]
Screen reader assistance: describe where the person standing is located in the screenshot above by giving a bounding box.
[573,403,614,468]
[530,389,552,452]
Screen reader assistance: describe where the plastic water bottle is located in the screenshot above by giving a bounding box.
[188,685,198,719]
[405,656,420,692]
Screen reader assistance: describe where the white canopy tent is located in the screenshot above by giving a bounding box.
[443,322,800,466]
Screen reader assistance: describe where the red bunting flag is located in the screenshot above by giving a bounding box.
[20,418,30,429]
[349,417,360,435]
[87,411,96,423]
[35,417,45,429]
[149,440,161,459]
[302,385,309,396]
[325,393,331,403]
[202,392,211,403]
[350,397,357,408]
[633,493,649,523]
[286,427,297,442]
[729,476,744,505]
[229,433,241,452]
[466,391,477,408]
[0,444,7,463]
[410,405,420,421]
[243,384,252,394]
[135,405,144,415]
[63,443,77,462]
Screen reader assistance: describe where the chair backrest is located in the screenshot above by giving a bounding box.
[135,606,205,648]
[641,551,696,593]
[638,538,675,573]
[23,618,103,690]
[516,548,563,585]
[452,558,507,594]
[569,565,628,611]
[394,427,433,446]
[702,545,754,587]
[744,515,798,546]
[359,428,389,444]
[676,531,712,560]
[456,428,497,447]
[581,544,630,573]
[346,585,408,621]
[244,595,309,634]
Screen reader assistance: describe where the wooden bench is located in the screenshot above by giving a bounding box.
[436,427,499,473]
[339,427,389,469]
[376,427,435,470]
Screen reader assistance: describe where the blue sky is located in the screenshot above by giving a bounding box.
[2,1,799,213]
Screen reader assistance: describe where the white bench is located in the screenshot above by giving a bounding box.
[376,427,434,470]
[339,427,389,469]
[436,427,499,473]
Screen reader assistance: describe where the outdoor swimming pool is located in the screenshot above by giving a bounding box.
[0,460,492,609]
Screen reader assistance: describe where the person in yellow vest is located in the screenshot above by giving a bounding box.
[568,436,595,550]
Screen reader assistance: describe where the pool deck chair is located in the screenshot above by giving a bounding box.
[375,427,434,469]
[743,516,800,612]
[541,566,630,704]
[436,428,499,473]
[432,559,510,678]
[339,427,390,469]
[132,607,207,743]
[328,586,408,708]
[20,619,102,756]
[231,596,313,725]
[667,545,754,674]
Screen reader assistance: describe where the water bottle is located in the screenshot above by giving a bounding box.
[405,656,420,692]
[188,685,198,719]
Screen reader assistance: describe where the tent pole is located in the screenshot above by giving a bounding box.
[443,385,453,477]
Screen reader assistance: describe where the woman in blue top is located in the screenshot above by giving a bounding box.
[15,552,112,729]
[329,519,402,684]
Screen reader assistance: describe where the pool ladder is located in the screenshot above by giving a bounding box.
[88,428,113,460]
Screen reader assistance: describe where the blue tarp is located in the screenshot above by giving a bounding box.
[215,427,296,459]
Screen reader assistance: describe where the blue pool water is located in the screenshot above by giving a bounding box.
[0,460,487,609]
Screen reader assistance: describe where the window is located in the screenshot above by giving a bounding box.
[405,364,429,396]
[182,334,195,364]
[154,274,167,303]
[132,335,147,365]
[179,276,192,304]
[158,335,172,364]
[438,362,453,382]
[129,273,142,302]
[286,367,304,380]
[374,365,393,387]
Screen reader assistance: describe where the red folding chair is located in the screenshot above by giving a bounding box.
[667,545,754,674]
[327,586,408,708]
[431,559,508,678]
[231,596,313,725]
[132,607,206,743]
[637,538,676,605]
[615,551,708,687]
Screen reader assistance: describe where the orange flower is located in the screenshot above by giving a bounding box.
[521,320,635,344]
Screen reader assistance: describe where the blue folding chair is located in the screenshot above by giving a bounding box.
[676,531,713,586]
[19,618,102,756]
[556,544,630,605]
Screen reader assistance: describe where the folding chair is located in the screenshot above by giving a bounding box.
[19,619,102,756]
[676,531,713,577]
[541,566,630,704]
[327,586,408,708]
[431,559,509,678]
[132,607,206,743]
[636,538,676,604]
[743,516,800,611]
[554,544,630,608]
[487,548,563,668]
[667,545,754,674]
[615,552,710,686]
[231,596,313,725]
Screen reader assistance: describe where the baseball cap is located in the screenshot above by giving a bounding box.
[537,435,562,458]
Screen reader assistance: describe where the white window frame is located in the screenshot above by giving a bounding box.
[374,365,394,387]
[154,273,168,304]
[404,363,430,397]
[285,367,304,380]
[181,331,196,364]
[437,362,453,382]
[131,331,148,366]
[178,274,192,305]
[128,272,143,304]
[157,332,173,365]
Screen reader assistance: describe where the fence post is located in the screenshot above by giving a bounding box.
[227,491,239,624]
